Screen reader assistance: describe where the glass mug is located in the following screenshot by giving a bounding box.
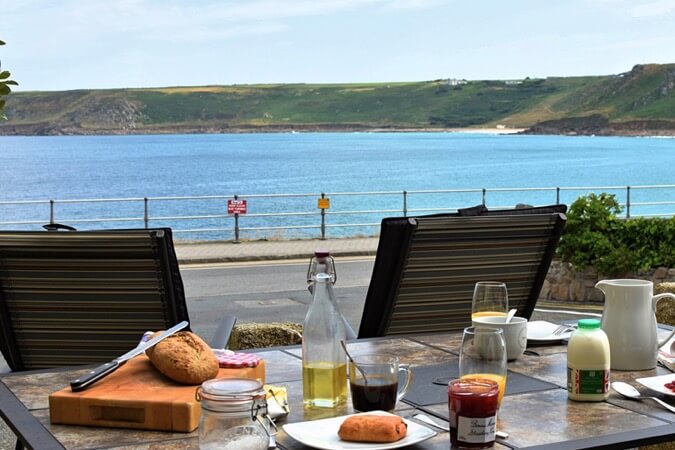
[471,281,509,319]
[348,354,413,412]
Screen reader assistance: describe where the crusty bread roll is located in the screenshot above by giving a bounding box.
[338,415,407,443]
[146,331,219,385]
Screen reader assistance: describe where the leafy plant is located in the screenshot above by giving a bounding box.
[558,193,675,275]
[557,193,622,273]
[0,39,18,120]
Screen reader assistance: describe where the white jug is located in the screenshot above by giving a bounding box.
[596,279,675,370]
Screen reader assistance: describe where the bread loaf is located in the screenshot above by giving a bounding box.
[338,414,407,443]
[146,331,219,385]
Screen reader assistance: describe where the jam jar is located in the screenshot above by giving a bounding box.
[196,378,270,450]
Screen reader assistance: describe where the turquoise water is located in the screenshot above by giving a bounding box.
[0,132,673,239]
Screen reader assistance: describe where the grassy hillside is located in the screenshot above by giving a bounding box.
[1,63,674,135]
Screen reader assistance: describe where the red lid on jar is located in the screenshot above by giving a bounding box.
[314,250,330,258]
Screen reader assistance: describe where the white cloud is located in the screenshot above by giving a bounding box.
[382,0,448,9]
[4,0,450,53]
[7,0,447,35]
[585,0,675,17]
[150,22,290,43]
[629,0,675,17]
[589,34,675,51]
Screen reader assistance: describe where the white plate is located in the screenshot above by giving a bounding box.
[526,321,573,342]
[636,373,675,397]
[282,410,437,450]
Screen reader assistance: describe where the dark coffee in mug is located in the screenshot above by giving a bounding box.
[348,354,412,413]
[350,377,398,412]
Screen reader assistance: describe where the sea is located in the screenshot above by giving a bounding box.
[0,132,674,240]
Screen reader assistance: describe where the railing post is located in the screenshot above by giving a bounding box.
[626,186,631,219]
[482,188,487,206]
[403,190,408,217]
[556,187,560,205]
[49,200,55,224]
[320,193,326,240]
[233,194,240,243]
[143,197,149,229]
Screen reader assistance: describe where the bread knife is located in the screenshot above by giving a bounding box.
[70,320,189,391]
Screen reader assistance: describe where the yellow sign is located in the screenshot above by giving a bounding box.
[318,198,330,209]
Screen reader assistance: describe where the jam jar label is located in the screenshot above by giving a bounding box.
[457,415,497,443]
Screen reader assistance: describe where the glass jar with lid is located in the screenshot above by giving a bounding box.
[196,377,270,450]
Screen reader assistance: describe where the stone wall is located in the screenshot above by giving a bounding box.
[541,260,675,303]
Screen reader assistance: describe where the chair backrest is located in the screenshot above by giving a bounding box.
[0,228,190,371]
[358,206,567,338]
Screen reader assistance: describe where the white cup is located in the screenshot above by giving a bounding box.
[472,316,528,361]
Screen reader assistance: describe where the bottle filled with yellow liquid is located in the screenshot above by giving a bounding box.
[302,273,347,408]
[302,362,347,408]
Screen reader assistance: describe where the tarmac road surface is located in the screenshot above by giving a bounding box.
[182,257,374,341]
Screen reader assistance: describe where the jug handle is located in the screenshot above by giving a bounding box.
[654,293,675,348]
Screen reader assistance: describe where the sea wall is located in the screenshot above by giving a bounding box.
[541,260,675,303]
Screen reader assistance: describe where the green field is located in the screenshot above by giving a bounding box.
[1,63,674,135]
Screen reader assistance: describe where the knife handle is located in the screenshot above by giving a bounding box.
[70,360,121,391]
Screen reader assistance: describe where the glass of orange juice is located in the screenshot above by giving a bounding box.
[471,281,508,319]
[459,326,507,408]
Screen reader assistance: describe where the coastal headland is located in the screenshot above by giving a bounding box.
[1,63,674,137]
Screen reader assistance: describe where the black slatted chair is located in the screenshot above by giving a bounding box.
[358,205,567,338]
[0,228,191,371]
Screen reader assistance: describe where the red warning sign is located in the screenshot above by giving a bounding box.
[227,199,247,214]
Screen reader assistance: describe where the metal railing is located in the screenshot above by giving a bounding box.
[1,184,674,241]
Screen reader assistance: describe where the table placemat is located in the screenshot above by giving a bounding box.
[402,362,559,407]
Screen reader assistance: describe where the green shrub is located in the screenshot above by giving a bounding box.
[557,193,621,273]
[557,193,675,275]
[0,39,18,119]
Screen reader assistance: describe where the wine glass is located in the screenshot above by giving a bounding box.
[459,326,507,408]
[471,281,508,319]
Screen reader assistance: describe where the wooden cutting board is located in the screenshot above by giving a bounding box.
[49,354,266,432]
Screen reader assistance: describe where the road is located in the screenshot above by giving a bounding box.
[181,257,375,341]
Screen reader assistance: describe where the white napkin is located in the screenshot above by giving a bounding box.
[264,385,290,419]
[658,338,675,372]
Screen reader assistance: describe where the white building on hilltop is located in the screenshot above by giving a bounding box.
[445,78,468,86]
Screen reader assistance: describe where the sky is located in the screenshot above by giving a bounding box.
[2,0,675,92]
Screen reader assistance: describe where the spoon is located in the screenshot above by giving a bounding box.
[612,382,675,414]
[340,340,368,385]
[505,308,517,324]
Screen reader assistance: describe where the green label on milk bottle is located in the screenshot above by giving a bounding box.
[567,367,610,394]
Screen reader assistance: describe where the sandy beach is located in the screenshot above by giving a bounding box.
[451,127,527,135]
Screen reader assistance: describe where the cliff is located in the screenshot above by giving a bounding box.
[1,63,674,136]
